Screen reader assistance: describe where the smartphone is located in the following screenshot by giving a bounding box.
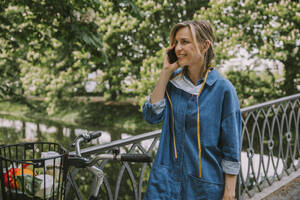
[167,47,178,64]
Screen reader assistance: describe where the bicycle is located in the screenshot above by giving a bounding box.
[0,131,152,200]
[65,131,152,200]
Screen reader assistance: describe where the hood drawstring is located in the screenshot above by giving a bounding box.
[166,90,178,159]
[196,68,210,177]
[166,68,211,178]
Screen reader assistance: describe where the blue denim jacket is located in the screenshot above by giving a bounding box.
[143,69,242,200]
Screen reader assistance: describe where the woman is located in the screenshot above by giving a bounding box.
[142,20,241,200]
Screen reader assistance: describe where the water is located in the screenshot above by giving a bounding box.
[0,100,162,148]
[0,115,106,148]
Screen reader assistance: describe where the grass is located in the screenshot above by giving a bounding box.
[0,101,29,114]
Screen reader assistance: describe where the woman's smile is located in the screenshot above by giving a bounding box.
[177,54,187,60]
[174,27,203,68]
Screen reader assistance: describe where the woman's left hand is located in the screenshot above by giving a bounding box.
[222,173,236,200]
[222,188,235,200]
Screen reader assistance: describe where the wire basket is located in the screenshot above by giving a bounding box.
[0,142,68,200]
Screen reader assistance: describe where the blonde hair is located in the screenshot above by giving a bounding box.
[169,20,215,77]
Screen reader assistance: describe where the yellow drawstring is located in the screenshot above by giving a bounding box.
[196,68,210,177]
[166,68,211,177]
[166,90,178,159]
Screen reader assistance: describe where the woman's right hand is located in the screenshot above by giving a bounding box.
[149,45,180,104]
[162,44,180,76]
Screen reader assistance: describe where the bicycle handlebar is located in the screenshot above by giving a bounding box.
[120,153,152,162]
[72,131,102,156]
[88,131,102,141]
[69,131,152,168]
[67,153,152,168]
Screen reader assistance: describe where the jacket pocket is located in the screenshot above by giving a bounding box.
[185,174,224,200]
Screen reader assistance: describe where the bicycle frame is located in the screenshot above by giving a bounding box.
[66,132,105,200]
[65,131,152,200]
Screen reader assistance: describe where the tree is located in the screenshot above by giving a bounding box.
[0,0,107,112]
[194,0,300,96]
[1,0,212,112]
[99,0,210,100]
[127,0,210,106]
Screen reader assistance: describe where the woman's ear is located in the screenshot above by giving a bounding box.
[200,40,210,54]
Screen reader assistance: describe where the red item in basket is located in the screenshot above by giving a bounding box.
[4,167,33,189]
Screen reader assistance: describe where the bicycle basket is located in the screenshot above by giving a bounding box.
[0,142,68,200]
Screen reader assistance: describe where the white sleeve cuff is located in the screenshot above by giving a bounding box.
[146,96,166,115]
[221,159,240,175]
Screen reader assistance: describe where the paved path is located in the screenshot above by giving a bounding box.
[264,175,300,200]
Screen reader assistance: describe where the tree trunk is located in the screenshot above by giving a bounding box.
[282,57,299,96]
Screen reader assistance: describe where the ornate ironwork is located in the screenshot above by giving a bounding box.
[67,93,300,200]
[238,93,300,199]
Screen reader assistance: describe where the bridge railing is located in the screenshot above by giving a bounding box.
[68,93,300,200]
[238,93,300,199]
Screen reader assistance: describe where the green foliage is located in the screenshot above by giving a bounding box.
[1,0,298,113]
[98,0,209,100]
[0,0,210,113]
[120,0,210,108]
[130,50,164,110]
[0,0,106,113]
[225,69,281,106]
[195,0,300,97]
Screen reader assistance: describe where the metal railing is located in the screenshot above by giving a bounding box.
[238,93,300,199]
[68,93,300,200]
